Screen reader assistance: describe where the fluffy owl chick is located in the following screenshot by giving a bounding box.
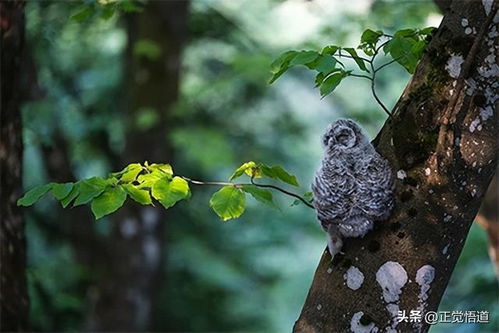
[312,119,394,258]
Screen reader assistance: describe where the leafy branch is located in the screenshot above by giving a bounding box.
[269,27,435,116]
[17,161,314,221]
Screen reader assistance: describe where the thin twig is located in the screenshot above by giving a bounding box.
[251,178,315,209]
[374,57,399,73]
[182,176,315,209]
[349,73,373,80]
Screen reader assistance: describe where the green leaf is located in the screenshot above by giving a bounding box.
[313,55,337,74]
[384,37,419,73]
[321,45,339,55]
[269,51,298,84]
[151,176,190,209]
[289,51,320,66]
[419,27,436,35]
[17,184,53,206]
[359,29,383,56]
[91,186,127,219]
[51,183,74,200]
[209,186,246,221]
[71,7,94,22]
[394,28,416,38]
[61,184,80,208]
[242,185,279,210]
[120,163,143,183]
[147,163,173,176]
[73,177,109,206]
[137,168,171,188]
[343,47,368,72]
[122,183,152,205]
[260,165,299,186]
[270,50,298,74]
[229,161,261,180]
[361,29,383,44]
[320,72,346,97]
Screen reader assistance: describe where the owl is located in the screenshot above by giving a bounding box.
[312,119,394,258]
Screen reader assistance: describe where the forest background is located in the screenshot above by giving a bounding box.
[16,0,497,332]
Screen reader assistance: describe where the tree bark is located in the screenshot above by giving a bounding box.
[294,1,498,332]
[0,1,29,331]
[84,1,189,330]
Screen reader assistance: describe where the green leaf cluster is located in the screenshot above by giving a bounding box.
[269,26,435,97]
[382,27,435,74]
[17,162,189,220]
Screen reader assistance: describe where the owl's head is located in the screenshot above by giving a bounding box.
[322,119,366,150]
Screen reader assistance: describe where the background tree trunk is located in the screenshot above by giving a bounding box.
[84,1,189,330]
[294,1,498,332]
[0,1,29,331]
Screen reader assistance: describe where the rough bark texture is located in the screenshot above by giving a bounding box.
[84,1,189,330]
[295,1,498,332]
[0,1,29,331]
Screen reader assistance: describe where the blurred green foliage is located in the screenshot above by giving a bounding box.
[22,1,497,332]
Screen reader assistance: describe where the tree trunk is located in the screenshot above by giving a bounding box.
[84,1,189,330]
[0,1,29,331]
[294,1,498,332]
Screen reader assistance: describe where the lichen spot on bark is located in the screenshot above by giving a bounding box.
[344,266,364,290]
[445,54,464,79]
[350,312,379,333]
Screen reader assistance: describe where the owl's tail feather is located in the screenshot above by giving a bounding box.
[326,224,344,258]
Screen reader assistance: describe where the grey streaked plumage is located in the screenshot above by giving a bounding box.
[312,119,394,257]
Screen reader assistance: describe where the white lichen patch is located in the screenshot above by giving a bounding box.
[350,312,379,333]
[397,170,407,180]
[461,18,469,27]
[424,168,431,176]
[415,265,436,322]
[416,265,435,304]
[482,0,493,15]
[465,27,473,35]
[469,117,481,132]
[445,54,464,79]
[376,261,408,303]
[344,266,364,290]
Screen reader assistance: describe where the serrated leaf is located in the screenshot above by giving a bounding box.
[147,163,173,176]
[209,186,246,221]
[343,47,368,72]
[151,176,190,209]
[17,184,53,206]
[260,165,299,187]
[320,72,345,97]
[289,51,320,66]
[51,182,74,200]
[91,186,127,219]
[73,177,109,206]
[120,163,143,183]
[137,169,171,188]
[242,185,279,210]
[122,183,152,205]
[230,161,261,180]
[61,184,80,208]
